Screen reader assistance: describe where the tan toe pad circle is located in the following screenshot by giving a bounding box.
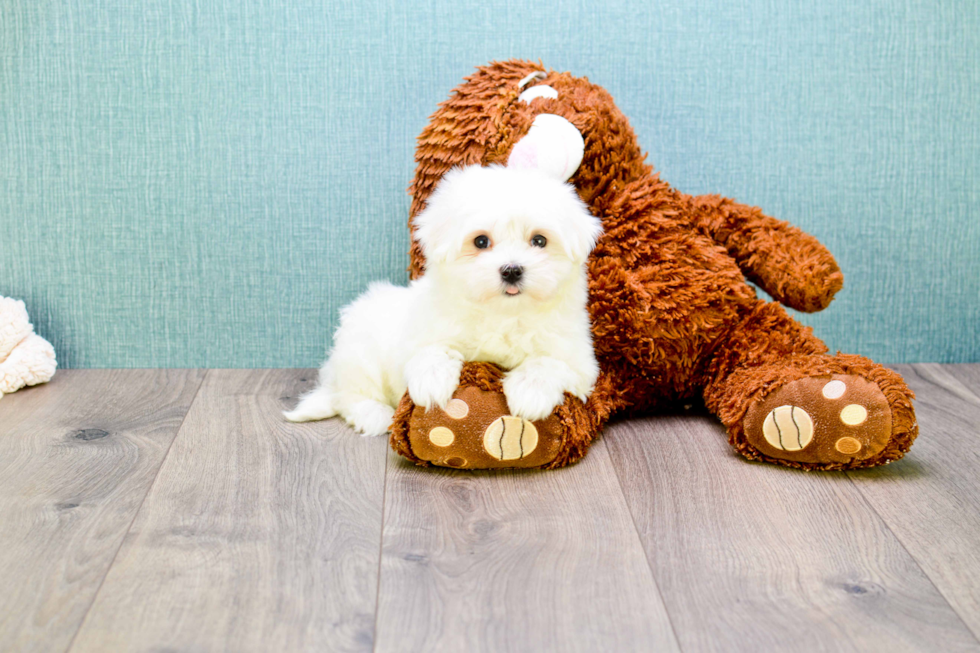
[822,380,847,399]
[428,426,455,447]
[840,404,868,426]
[444,398,469,419]
[835,437,862,454]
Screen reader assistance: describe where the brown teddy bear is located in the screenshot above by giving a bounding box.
[390,60,917,471]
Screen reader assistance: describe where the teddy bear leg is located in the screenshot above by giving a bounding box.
[703,302,917,470]
[389,362,599,470]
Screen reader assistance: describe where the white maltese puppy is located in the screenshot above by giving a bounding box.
[284,164,602,436]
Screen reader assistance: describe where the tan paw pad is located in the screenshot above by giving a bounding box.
[822,380,847,399]
[444,398,469,419]
[835,437,862,455]
[840,404,868,426]
[483,416,539,460]
[428,426,455,447]
[762,406,814,451]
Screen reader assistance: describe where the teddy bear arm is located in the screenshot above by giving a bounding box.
[686,193,844,313]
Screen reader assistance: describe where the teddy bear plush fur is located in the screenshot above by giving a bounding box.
[0,296,56,400]
[390,60,917,471]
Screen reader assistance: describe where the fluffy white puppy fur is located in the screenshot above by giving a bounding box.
[284,164,603,436]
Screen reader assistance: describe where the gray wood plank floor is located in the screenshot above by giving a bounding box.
[0,370,205,653]
[0,365,978,652]
[71,370,387,653]
[374,440,678,653]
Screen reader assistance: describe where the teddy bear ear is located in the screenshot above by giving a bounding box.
[506,114,584,182]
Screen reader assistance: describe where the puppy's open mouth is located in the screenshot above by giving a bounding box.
[504,285,521,296]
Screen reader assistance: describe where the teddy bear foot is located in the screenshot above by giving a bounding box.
[742,374,893,466]
[405,386,565,469]
[390,362,599,470]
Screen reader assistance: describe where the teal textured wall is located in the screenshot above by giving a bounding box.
[1,1,978,367]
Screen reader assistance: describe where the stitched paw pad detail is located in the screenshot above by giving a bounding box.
[761,405,814,451]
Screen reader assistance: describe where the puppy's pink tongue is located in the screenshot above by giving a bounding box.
[505,287,520,295]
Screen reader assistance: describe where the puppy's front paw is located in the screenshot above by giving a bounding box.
[405,347,463,411]
[503,367,566,422]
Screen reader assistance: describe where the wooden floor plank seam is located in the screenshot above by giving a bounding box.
[371,443,390,653]
[838,363,980,646]
[601,408,979,652]
[842,468,980,648]
[0,369,208,652]
[62,369,209,653]
[604,430,685,651]
[874,363,980,645]
[64,369,389,652]
[372,439,680,652]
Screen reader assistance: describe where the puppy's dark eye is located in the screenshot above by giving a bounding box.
[531,234,547,248]
[474,235,491,249]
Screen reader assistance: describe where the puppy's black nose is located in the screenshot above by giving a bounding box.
[500,264,523,284]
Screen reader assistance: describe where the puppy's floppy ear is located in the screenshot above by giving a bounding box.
[558,188,603,263]
[413,202,449,263]
[413,167,465,264]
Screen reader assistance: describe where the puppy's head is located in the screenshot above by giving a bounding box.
[414,165,602,304]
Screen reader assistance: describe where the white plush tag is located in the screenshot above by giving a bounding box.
[506,114,585,182]
[518,85,558,103]
[518,71,547,89]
